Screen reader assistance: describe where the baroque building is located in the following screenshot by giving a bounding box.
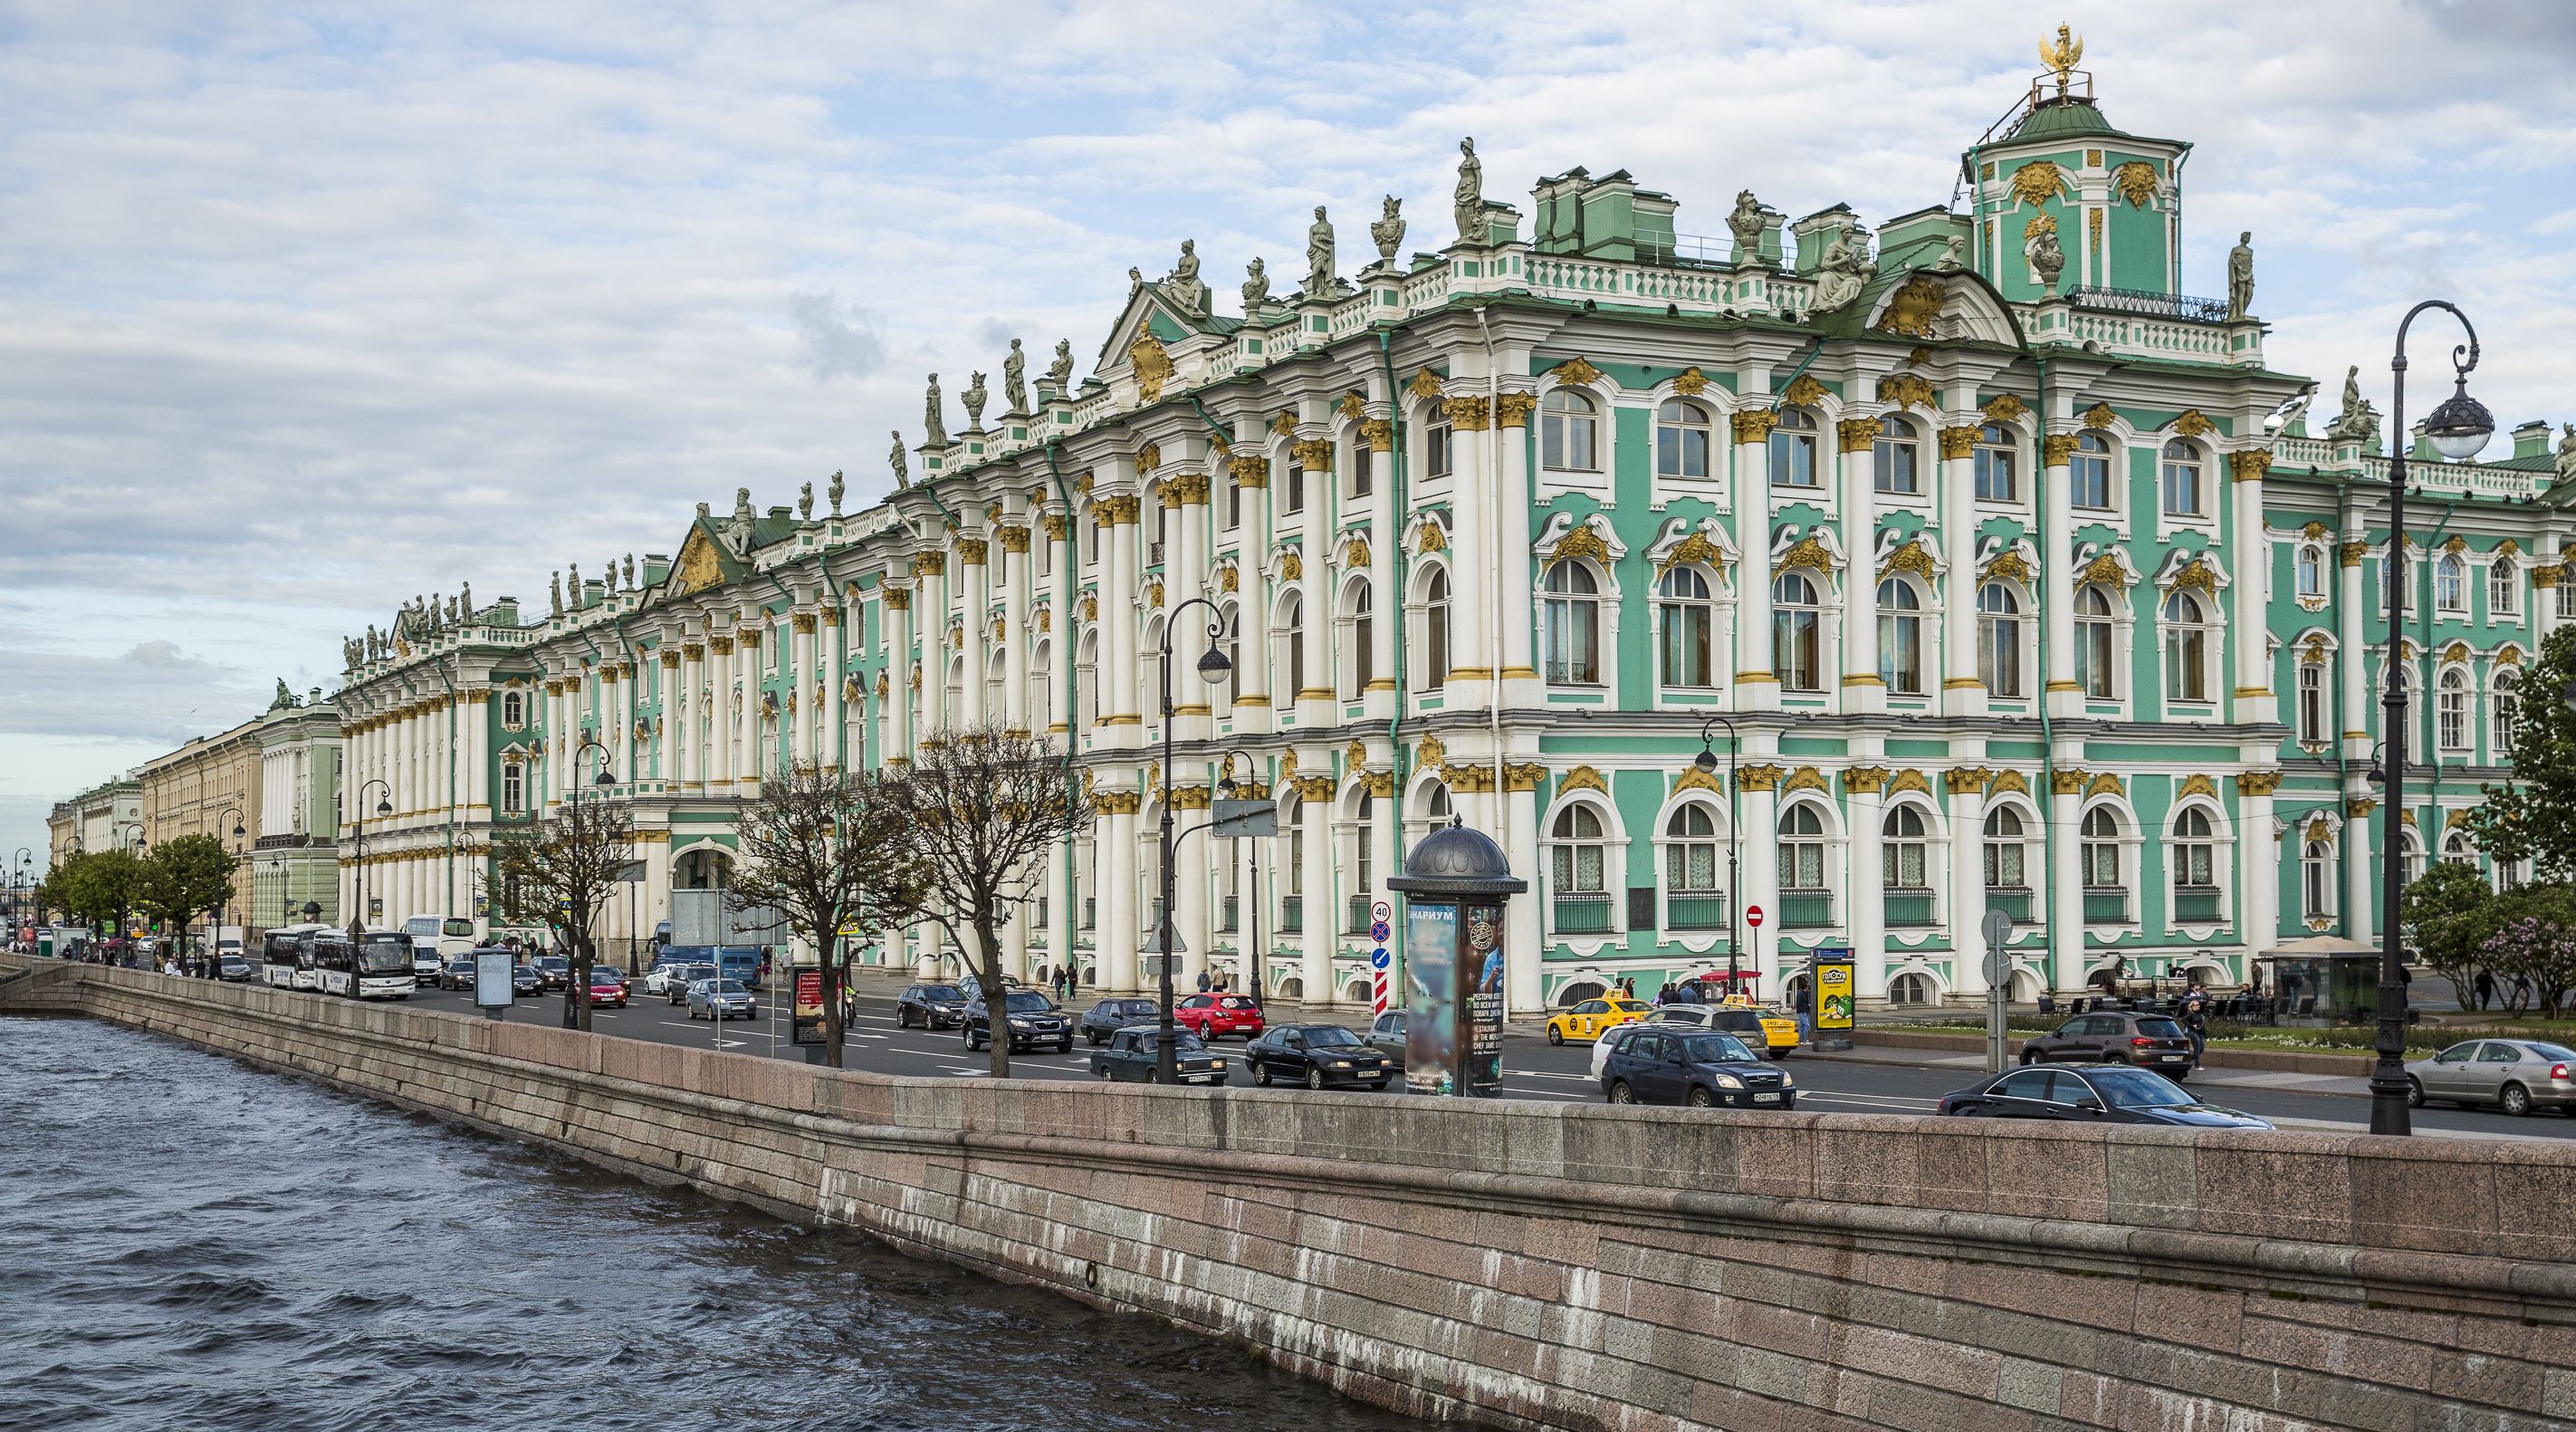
[330,48,2572,1010]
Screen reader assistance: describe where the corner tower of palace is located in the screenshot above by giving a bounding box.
[329,38,2574,1013]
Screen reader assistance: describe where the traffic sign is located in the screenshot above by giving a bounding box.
[1369,919,1390,942]
[1746,904,1766,928]
[1370,970,1389,1016]
[1369,947,1390,969]
[1371,900,1391,921]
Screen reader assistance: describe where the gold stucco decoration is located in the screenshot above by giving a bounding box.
[1360,418,1394,452]
[1129,334,1173,404]
[1672,367,1710,396]
[673,530,727,595]
[1551,356,1604,388]
[1944,766,1992,795]
[1730,408,1779,444]
[1837,418,1879,454]
[1442,396,1491,432]
[1344,535,1373,569]
[1736,764,1787,793]
[1219,566,1239,593]
[1939,425,1979,460]
[1229,452,1269,487]
[1779,374,1829,409]
[2080,553,2129,590]
[2170,409,2216,438]
[2009,159,2068,207]
[1081,594,1098,622]
[1659,531,1724,576]
[2171,559,2217,595]
[1269,411,1297,437]
[1345,739,1369,770]
[1279,552,1303,581]
[1843,766,1890,794]
[2042,433,2076,466]
[1881,276,1946,340]
[1982,550,2032,585]
[1146,580,1164,609]
[2081,402,2118,429]
[2229,450,2268,483]
[1774,534,1834,576]
[1982,393,2027,425]
[1548,523,1609,567]
[2051,767,2089,795]
[1880,540,1937,581]
[1337,391,1367,420]
[2112,160,2159,208]
[2303,634,2329,665]
[1493,392,1537,428]
[1559,765,1609,795]
[1783,765,1829,794]
[2179,774,2217,799]
[2088,207,2103,249]
[1672,766,1724,795]
[1408,369,1443,401]
[1417,522,1447,556]
[1988,770,2031,798]
[1878,373,1936,411]
[2083,773,2124,800]
[1889,769,1933,796]
[1291,437,1335,471]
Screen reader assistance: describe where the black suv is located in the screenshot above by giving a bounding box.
[962,991,1073,1053]
[1080,997,1159,1045]
[2019,1011,2196,1076]
[438,956,477,991]
[532,955,571,990]
[896,983,968,1030]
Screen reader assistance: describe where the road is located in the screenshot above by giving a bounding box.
[390,976,2576,1140]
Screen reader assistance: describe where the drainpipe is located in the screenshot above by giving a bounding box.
[2333,479,2352,935]
[1045,444,1081,981]
[1476,312,1505,862]
[1378,329,1412,987]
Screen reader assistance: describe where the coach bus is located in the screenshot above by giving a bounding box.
[261,923,331,991]
[311,930,419,999]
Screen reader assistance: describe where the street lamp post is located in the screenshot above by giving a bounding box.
[1155,598,1232,1084]
[1214,748,1259,1005]
[211,805,244,974]
[1692,716,1744,995]
[11,848,30,946]
[353,779,393,940]
[2374,301,2494,1138]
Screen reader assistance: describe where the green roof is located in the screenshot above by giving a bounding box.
[2007,99,2117,141]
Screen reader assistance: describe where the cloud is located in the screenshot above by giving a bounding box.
[787,289,888,380]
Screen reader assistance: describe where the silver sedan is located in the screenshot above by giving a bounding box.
[2406,1039,2576,1116]
[685,979,758,1021]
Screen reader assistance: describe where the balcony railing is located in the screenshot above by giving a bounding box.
[2083,889,2130,924]
[1780,889,1834,928]
[1553,892,1614,934]
[2065,285,2230,323]
[1278,896,1303,934]
[1882,889,1937,927]
[2172,887,2222,923]
[1665,891,1729,931]
[1345,896,1371,935]
[1984,888,2034,923]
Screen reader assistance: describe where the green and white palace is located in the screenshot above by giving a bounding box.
[332,49,2576,1012]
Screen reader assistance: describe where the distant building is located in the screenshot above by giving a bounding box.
[47,777,142,872]
[251,691,344,934]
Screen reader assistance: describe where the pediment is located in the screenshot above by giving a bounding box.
[670,522,739,597]
[1862,269,2021,347]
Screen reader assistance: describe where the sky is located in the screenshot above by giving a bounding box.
[5,0,2572,871]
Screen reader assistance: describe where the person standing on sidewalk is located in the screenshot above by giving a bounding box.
[2475,968,2495,1012]
[2181,995,2208,1068]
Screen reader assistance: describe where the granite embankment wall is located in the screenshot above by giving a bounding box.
[9,958,2576,1432]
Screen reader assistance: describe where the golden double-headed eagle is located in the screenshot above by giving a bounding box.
[2040,24,2083,93]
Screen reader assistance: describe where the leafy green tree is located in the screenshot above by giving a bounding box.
[2473,882,2576,1019]
[2466,626,2576,879]
[56,850,146,937]
[2399,859,2497,1008]
[138,833,241,962]
[492,794,631,1031]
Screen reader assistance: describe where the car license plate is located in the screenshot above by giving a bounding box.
[2159,1054,2185,1062]
[1751,1092,1781,1103]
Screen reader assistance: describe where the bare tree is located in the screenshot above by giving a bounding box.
[880,722,1090,1076]
[725,762,920,1067]
[492,794,632,1031]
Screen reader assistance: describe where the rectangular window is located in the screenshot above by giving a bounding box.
[502,764,524,814]
[2297,664,2326,745]
[1351,449,1372,499]
[2071,448,2112,509]
[2161,454,2203,515]
[2559,581,2574,620]
[1426,420,1452,479]
[1285,462,1306,514]
[1975,443,2016,502]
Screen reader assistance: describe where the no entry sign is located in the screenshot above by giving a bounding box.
[1747,904,1766,929]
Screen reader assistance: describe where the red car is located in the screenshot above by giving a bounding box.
[586,967,629,1008]
[1176,994,1265,1042]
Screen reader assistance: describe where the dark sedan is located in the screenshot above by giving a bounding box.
[2019,1012,2196,1076]
[896,983,968,1030]
[1244,1024,1393,1091]
[437,956,477,991]
[1090,1027,1230,1085]
[531,956,572,990]
[962,991,1074,1053]
[214,953,254,984]
[1938,1065,2272,1129]
[1081,997,1160,1045]
[509,962,545,996]
[1599,1028,1793,1109]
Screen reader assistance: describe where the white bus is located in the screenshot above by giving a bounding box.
[403,914,478,957]
[312,930,417,999]
[261,924,331,991]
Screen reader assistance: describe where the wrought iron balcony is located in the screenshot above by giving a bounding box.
[1882,889,1938,927]
[2172,887,2223,923]
[1780,890,1834,928]
[1552,892,1614,935]
[1665,892,1729,931]
[2083,888,2131,923]
[1984,888,2034,923]
[2065,286,2230,323]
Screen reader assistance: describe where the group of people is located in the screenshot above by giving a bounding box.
[2471,969,2542,1013]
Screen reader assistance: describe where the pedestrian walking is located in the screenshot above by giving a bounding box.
[1195,969,1211,994]
[2181,995,2208,1066]
[2475,969,2495,1011]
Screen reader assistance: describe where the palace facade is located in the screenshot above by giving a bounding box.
[329,54,2570,1010]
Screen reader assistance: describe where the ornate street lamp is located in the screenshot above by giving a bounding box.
[1691,716,1745,997]
[1154,598,1232,1084]
[2374,301,2494,1137]
[353,779,393,938]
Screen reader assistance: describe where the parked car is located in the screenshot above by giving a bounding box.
[2405,1040,2576,1116]
[1090,1026,1229,1085]
[532,955,571,990]
[1243,1024,1394,1091]
[1080,997,1159,1044]
[437,956,477,991]
[962,990,1074,1053]
[897,983,970,1030]
[664,963,718,1004]
[1175,993,1266,1042]
[2018,1012,2196,1075]
[1545,996,1652,1047]
[687,979,758,1021]
[1598,1027,1794,1110]
[642,958,701,996]
[214,953,253,984]
[510,962,545,996]
[1938,1065,2271,1128]
[1365,1010,1408,1071]
[587,966,629,1008]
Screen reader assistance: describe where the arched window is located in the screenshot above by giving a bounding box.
[1272,591,1304,708]
[1655,399,1711,479]
[1216,604,1241,706]
[2173,807,2217,889]
[1139,620,1164,724]
[2440,830,2474,866]
[1076,631,1099,729]
[2495,666,2520,758]
[2160,440,2204,516]
[1778,804,1827,889]
[1977,582,2023,697]
[2163,591,2209,703]
[946,653,965,709]
[1768,408,1819,488]
[2295,544,2325,600]
[1975,423,2018,502]
[503,689,525,728]
[1542,389,1599,472]
[2302,841,2332,920]
[2492,555,2521,617]
[1664,804,1723,897]
[1030,642,1052,728]
[1422,783,1453,826]
[1877,578,1924,694]
[2071,430,2113,509]
[1419,567,1450,694]
[1872,416,1919,495]
[1541,562,1601,686]
[2075,586,2117,699]
[2437,666,2471,752]
[1883,807,1929,889]
[1982,807,2027,889]
[1343,583,1374,698]
[985,649,1007,714]
[2296,660,2326,745]
[1353,793,1376,927]
[1550,803,1611,932]
[2081,808,2121,888]
[1773,572,1822,692]
[1658,567,1714,688]
[2400,828,2427,886]
[2436,554,2467,613]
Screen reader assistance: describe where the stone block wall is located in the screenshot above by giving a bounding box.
[9,959,2576,1431]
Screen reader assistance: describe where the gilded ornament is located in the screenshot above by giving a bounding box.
[2441,534,2467,554]
[2302,635,2328,665]
[1280,552,1303,581]
[1879,541,1936,581]
[2087,207,2102,250]
[2346,797,2377,819]
[1291,774,1336,802]
[791,612,818,634]
[1219,567,1239,593]
[2498,647,2523,666]
[1345,739,1369,770]
[2443,640,2471,665]
[1291,437,1334,471]
[2022,213,2056,243]
[1672,766,1724,795]
[2083,773,2124,800]
[1337,391,1366,421]
[2170,559,2216,595]
[1672,367,1710,396]
[1081,594,1098,621]
[1135,442,1162,474]
[1783,765,1829,793]
[1659,531,1723,575]
[2179,774,2217,800]
[1981,392,2027,425]
[1559,765,1609,794]
[1944,766,1992,795]
[2052,767,2089,795]
[2228,450,2268,483]
[1889,770,1932,796]
[1493,392,1537,428]
[1988,770,2030,797]
[1938,425,1979,460]
[1146,580,1164,608]
[1417,522,1447,556]
[1773,534,1834,575]
[996,525,1032,553]
[1418,735,1446,769]
[1550,356,1604,389]
[1359,418,1394,452]
[2042,433,2076,466]
[1441,396,1491,432]
[1173,473,1211,506]
[1037,608,1051,633]
[1129,334,1174,404]
[1877,373,1936,411]
[1779,373,1828,408]
[1548,522,1609,567]
[1362,772,1395,799]
[2339,542,2369,568]
[2112,160,2159,208]
[2300,521,2330,540]
[673,530,727,595]
[2080,553,2129,589]
[2008,159,2067,207]
[1269,411,1297,438]
[2498,538,2522,556]
[1229,452,1269,487]
[1407,369,1443,401]
[911,552,946,578]
[1736,764,1786,793]
[1981,550,2032,585]
[1730,408,1779,445]
[2170,409,2215,438]
[1837,418,1879,454]
[1881,276,1946,340]
[1842,765,1890,794]
[2306,817,2332,845]
[2081,402,2117,429]
[955,539,990,566]
[2537,563,2564,589]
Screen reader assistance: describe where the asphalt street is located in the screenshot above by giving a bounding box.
[386,977,2576,1140]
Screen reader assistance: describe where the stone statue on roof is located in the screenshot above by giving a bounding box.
[922,374,948,446]
[962,370,988,428]
[1930,234,1967,272]
[1810,220,1875,314]
[1370,196,1405,269]
[550,572,563,615]
[273,678,294,710]
[2027,224,2065,293]
[1727,190,1766,263]
[1002,339,1028,414]
[621,555,634,589]
[799,481,815,521]
[888,430,910,489]
[2557,423,2576,482]
[1453,138,1481,243]
[1045,340,1074,399]
[2226,231,2255,322]
[828,468,844,516]
[1164,239,1209,317]
[459,581,472,619]
[1241,257,1269,313]
[2323,365,2381,445]
[445,593,461,625]
[1305,205,1337,296]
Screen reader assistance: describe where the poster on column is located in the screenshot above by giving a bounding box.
[1404,902,1457,1095]
[1462,902,1505,1098]
[1813,950,1855,1031]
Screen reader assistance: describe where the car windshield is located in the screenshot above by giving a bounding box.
[537,956,568,971]
[1134,1033,1206,1053]
[1303,1027,1363,1047]
[918,985,962,1000]
[2134,1017,2187,1038]
[2083,1069,2195,1109]
[590,969,620,982]
[357,937,414,973]
[1111,1000,1154,1015]
[1003,992,1054,1013]
[1678,1033,1757,1064]
[714,982,747,995]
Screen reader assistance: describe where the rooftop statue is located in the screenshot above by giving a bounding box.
[1305,205,1337,296]
[1370,196,1405,269]
[828,468,845,517]
[1727,189,1766,263]
[799,482,815,521]
[565,563,580,601]
[1045,339,1074,399]
[1810,220,1876,313]
[551,572,563,615]
[2226,231,2255,322]
[2323,365,2383,446]
[2557,423,2576,482]
[1164,239,1210,317]
[273,678,295,710]
[1241,256,1270,313]
[1930,234,1967,272]
[1002,339,1029,414]
[2039,23,2083,99]
[1453,137,1481,243]
[343,636,359,669]
[459,580,472,618]
[962,370,989,428]
[2027,224,2066,293]
[888,430,910,489]
[923,374,948,447]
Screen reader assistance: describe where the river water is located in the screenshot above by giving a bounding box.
[0,1019,1425,1432]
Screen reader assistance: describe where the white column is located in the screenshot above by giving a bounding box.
[2240,778,2277,976]
[1946,425,1992,716]
[1731,418,1777,711]
[2537,568,2563,647]
[791,614,818,768]
[1738,780,1781,990]
[707,636,735,791]
[1495,392,1539,702]
[1233,457,1273,732]
[1174,785,1211,989]
[2050,777,2086,993]
[2338,542,2370,761]
[821,608,846,769]
[1099,803,1140,993]
[919,559,951,742]
[2345,799,2376,948]
[1363,428,1397,720]
[1838,418,1882,714]
[735,623,763,792]
[1949,776,1988,998]
[960,542,991,732]
[886,588,915,764]
[2230,451,2273,726]
[1298,772,1335,1004]
[1296,446,1334,724]
[1441,403,1489,704]
[1502,780,1544,1014]
[1847,775,1886,1003]
[1045,517,1075,739]
[1173,482,1212,738]
[1001,527,1031,735]
[2041,424,2081,718]
[1103,497,1141,736]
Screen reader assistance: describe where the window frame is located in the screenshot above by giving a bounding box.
[1540,561,1604,687]
[1767,408,1820,489]
[1541,389,1601,474]
[1877,577,1925,695]
[1977,581,2025,697]
[2159,439,2206,518]
[2162,589,2211,704]
[1772,572,1824,693]
[1654,399,1713,481]
[2070,431,2114,510]
[1974,423,2019,503]
[1872,416,1920,495]
[1657,565,1716,690]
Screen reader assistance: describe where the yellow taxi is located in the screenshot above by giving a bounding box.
[1712,1004,1803,1061]
[1545,996,1653,1046]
